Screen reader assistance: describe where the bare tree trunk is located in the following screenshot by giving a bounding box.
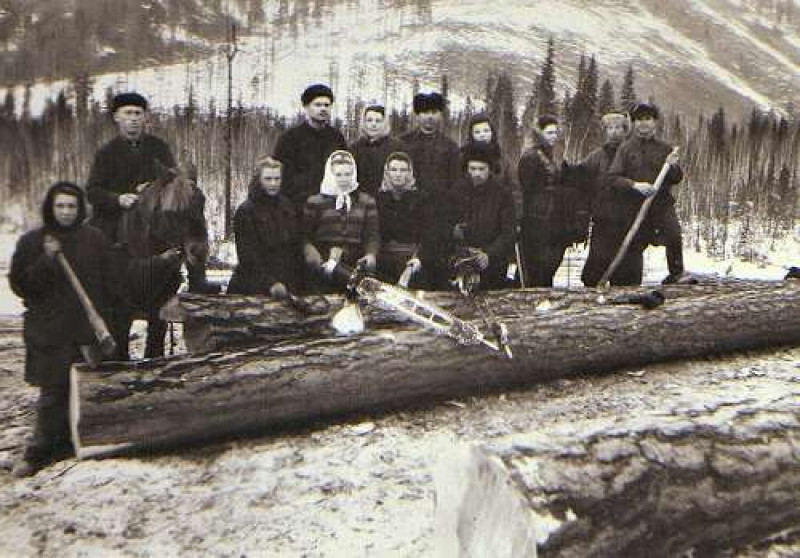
[434,391,800,558]
[72,282,800,457]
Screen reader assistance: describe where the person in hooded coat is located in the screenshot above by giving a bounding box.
[227,157,304,297]
[302,150,380,289]
[349,105,406,197]
[9,182,119,477]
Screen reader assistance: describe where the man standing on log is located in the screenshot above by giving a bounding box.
[606,102,683,285]
[580,112,638,286]
[273,84,347,210]
[400,92,461,200]
[9,183,117,477]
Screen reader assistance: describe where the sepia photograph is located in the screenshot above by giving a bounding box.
[0,0,799,556]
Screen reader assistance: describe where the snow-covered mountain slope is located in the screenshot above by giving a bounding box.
[2,0,798,119]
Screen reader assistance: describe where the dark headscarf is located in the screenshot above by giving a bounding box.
[42,181,87,231]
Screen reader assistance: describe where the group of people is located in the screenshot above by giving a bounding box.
[8,83,685,476]
[227,83,684,298]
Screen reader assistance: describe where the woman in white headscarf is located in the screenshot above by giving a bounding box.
[302,150,380,285]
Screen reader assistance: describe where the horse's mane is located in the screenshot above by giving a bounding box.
[120,163,199,257]
[140,166,196,216]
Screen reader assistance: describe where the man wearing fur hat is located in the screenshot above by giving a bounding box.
[606,102,684,285]
[438,143,515,291]
[400,92,461,200]
[87,92,176,245]
[579,111,639,286]
[273,84,347,209]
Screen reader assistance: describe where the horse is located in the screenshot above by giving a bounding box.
[114,161,211,358]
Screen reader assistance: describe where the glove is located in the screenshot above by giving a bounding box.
[304,244,322,269]
[157,247,184,268]
[357,253,377,272]
[665,149,680,167]
[118,193,139,209]
[406,257,422,274]
[473,250,489,271]
[453,223,467,241]
[43,235,62,258]
[632,182,658,197]
[269,282,288,299]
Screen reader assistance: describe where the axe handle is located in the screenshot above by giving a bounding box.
[55,252,116,357]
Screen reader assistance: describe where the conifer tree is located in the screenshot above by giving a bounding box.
[620,64,637,111]
[597,78,615,116]
[535,38,557,116]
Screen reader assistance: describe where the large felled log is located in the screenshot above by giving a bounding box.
[162,278,789,354]
[434,392,800,558]
[73,281,800,457]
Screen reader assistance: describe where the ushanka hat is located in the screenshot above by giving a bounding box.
[301,84,334,105]
[111,92,148,112]
[461,142,498,169]
[412,92,446,113]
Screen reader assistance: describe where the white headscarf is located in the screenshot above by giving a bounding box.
[320,150,359,212]
[379,152,417,193]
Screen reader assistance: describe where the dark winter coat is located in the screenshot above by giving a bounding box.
[375,188,433,281]
[606,134,683,231]
[518,142,579,244]
[273,122,347,208]
[227,186,304,295]
[86,134,176,242]
[9,190,117,386]
[577,142,620,223]
[400,129,461,198]
[349,135,407,197]
[302,191,380,267]
[442,177,515,288]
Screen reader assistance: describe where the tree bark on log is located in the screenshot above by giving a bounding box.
[163,279,794,354]
[73,281,800,457]
[434,392,800,558]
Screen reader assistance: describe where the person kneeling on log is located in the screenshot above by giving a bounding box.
[227,157,304,298]
[443,143,515,292]
[302,150,380,291]
[9,182,119,477]
[375,151,434,288]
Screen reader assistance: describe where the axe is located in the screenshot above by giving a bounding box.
[54,249,116,359]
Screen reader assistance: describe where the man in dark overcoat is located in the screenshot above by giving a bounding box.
[273,84,347,209]
[438,144,515,291]
[400,92,461,200]
[605,102,683,285]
